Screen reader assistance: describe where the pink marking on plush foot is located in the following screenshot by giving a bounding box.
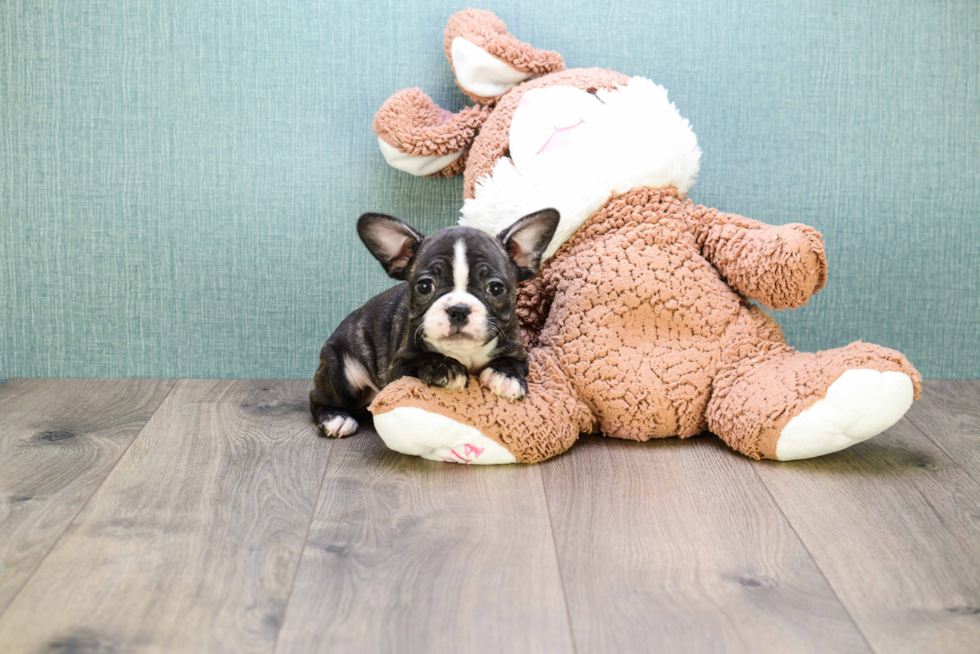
[438,445,487,464]
[538,122,583,154]
[441,451,465,464]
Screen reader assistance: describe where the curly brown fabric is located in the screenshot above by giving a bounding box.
[371,187,921,462]
[372,88,492,178]
[515,272,557,350]
[691,207,828,310]
[443,9,566,104]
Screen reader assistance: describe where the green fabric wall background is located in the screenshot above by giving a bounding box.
[1,0,977,380]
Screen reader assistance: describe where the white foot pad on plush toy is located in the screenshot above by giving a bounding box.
[374,407,517,464]
[775,369,914,461]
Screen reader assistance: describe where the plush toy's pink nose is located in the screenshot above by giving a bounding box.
[538,121,584,154]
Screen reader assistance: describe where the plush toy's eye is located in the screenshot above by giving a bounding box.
[486,281,505,297]
[416,278,434,295]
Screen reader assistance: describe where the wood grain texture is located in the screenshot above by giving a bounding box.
[0,378,176,617]
[2,379,978,653]
[754,414,980,653]
[0,380,331,654]
[541,435,869,654]
[274,425,575,654]
[906,379,980,483]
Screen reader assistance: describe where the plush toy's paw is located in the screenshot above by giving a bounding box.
[374,407,517,464]
[417,357,469,391]
[320,414,359,438]
[479,367,527,402]
[775,369,914,461]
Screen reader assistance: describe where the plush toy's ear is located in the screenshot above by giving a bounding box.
[373,88,491,178]
[357,213,425,280]
[497,208,561,281]
[444,9,565,104]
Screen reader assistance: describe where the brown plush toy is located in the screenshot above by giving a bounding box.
[367,8,921,464]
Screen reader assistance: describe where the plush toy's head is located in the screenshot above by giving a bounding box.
[374,9,702,258]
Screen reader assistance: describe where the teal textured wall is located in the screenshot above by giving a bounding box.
[1,0,977,380]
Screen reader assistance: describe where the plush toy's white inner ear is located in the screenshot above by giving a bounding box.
[377,138,463,176]
[451,37,529,97]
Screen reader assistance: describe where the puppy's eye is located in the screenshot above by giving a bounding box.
[416,278,434,295]
[486,281,505,297]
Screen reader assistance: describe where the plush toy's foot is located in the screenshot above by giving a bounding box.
[707,338,921,460]
[369,348,589,464]
[374,406,517,464]
[774,369,914,461]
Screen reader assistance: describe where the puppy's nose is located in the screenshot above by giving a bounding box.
[446,304,471,327]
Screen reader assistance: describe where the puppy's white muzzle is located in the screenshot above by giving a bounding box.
[422,291,489,342]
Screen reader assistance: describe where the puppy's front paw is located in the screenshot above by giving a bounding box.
[479,368,527,402]
[418,357,469,391]
[321,414,359,438]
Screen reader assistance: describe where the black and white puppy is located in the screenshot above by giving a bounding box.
[309,208,560,437]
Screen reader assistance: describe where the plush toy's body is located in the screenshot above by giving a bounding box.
[366,9,920,464]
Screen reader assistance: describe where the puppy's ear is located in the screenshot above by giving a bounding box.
[357,213,425,280]
[497,208,560,281]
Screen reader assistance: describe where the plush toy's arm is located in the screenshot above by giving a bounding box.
[373,88,491,178]
[689,206,827,310]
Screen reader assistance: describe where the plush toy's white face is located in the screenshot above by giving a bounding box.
[459,77,702,260]
[508,86,606,180]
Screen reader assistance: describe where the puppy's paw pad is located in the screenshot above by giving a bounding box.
[321,415,358,438]
[419,360,469,390]
[444,369,468,390]
[479,368,526,401]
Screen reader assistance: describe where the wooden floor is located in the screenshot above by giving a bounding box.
[0,379,977,653]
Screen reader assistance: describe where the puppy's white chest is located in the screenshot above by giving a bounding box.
[437,338,498,374]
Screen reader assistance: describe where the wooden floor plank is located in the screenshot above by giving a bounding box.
[0,378,176,617]
[541,435,870,654]
[0,379,331,654]
[274,425,575,654]
[905,380,980,483]
[753,413,980,653]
